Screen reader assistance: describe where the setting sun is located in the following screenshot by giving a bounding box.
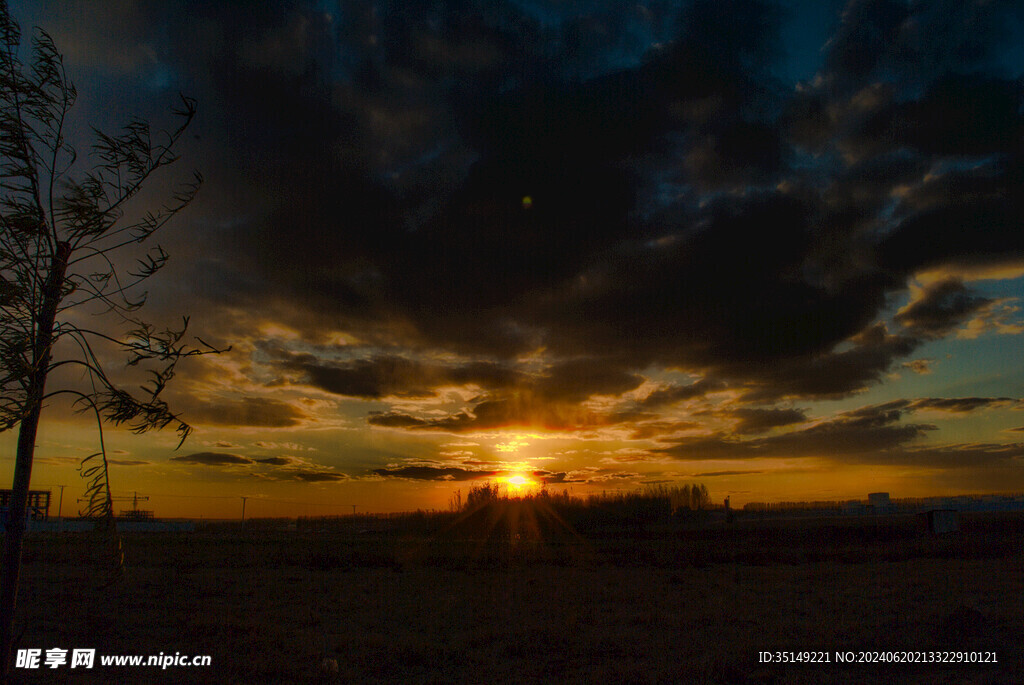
[502,474,537,494]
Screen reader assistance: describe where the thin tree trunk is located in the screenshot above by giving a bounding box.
[0,241,70,677]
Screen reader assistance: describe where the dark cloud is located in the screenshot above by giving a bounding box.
[369,390,614,433]
[115,0,829,373]
[531,470,588,484]
[877,194,1024,276]
[821,0,1023,92]
[82,0,1017,401]
[533,470,565,484]
[584,470,642,483]
[693,470,764,477]
[31,457,80,466]
[254,456,297,466]
[733,324,918,402]
[107,460,151,466]
[902,359,934,375]
[280,352,656,438]
[821,0,908,89]
[653,401,1024,468]
[285,354,437,399]
[895,279,992,338]
[537,358,644,402]
[658,401,935,461]
[372,466,497,481]
[868,74,1024,157]
[895,443,1024,469]
[276,470,348,482]
[366,412,431,429]
[908,397,1019,413]
[270,349,523,399]
[172,451,347,481]
[768,402,934,456]
[185,397,306,428]
[640,380,725,408]
[656,435,767,461]
[728,408,807,434]
[539,192,869,366]
[171,452,254,466]
[629,420,702,440]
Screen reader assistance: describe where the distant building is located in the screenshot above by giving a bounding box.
[868,492,891,512]
[118,508,154,521]
[0,489,51,527]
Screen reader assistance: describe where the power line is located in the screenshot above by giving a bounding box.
[32,488,351,508]
[146,493,355,508]
[142,493,239,500]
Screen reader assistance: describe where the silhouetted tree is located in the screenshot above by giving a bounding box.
[0,3,222,674]
[465,481,503,510]
[687,483,710,510]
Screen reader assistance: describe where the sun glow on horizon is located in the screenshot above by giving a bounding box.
[501,473,539,494]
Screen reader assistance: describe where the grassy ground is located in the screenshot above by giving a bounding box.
[7,512,1023,683]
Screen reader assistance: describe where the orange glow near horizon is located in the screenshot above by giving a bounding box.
[10,413,1024,518]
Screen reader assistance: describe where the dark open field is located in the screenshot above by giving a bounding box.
[8,511,1024,684]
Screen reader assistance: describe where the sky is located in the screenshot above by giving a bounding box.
[3,0,1024,519]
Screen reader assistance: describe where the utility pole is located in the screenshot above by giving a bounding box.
[240,496,248,523]
[55,485,66,519]
[350,504,357,516]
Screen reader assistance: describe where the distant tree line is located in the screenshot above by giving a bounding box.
[451,482,711,514]
[744,500,844,512]
[439,481,713,539]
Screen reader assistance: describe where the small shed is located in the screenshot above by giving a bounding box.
[921,509,959,534]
